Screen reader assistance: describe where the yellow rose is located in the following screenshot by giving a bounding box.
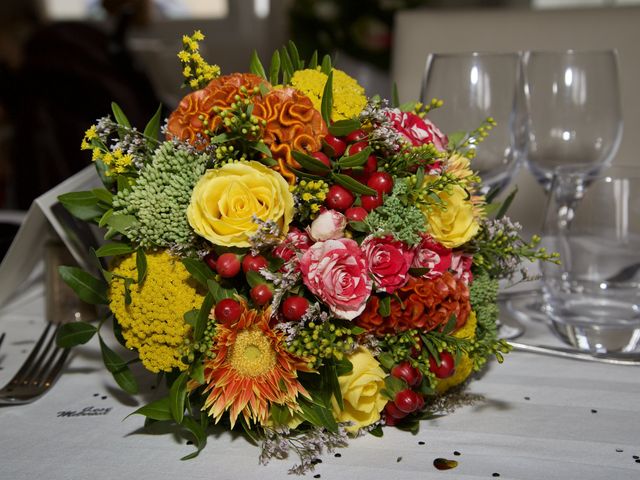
[426,184,480,248]
[187,161,294,247]
[330,348,387,433]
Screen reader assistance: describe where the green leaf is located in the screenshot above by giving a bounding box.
[123,277,133,305]
[378,352,395,370]
[181,258,215,287]
[495,186,518,219]
[269,403,289,426]
[378,295,391,317]
[334,357,353,377]
[288,40,302,70]
[245,270,265,289]
[58,266,108,305]
[111,102,131,128]
[136,248,147,284]
[58,191,105,220]
[194,293,214,341]
[336,146,372,168]
[288,166,325,181]
[392,82,400,108]
[442,314,457,335]
[328,118,361,137]
[383,375,407,399]
[308,50,318,69]
[169,372,189,424]
[98,208,113,228]
[239,416,261,446]
[291,150,331,174]
[324,363,344,410]
[408,267,430,277]
[251,141,273,158]
[190,363,205,385]
[259,82,270,97]
[298,396,339,433]
[183,309,199,328]
[269,50,281,85]
[206,279,236,303]
[143,104,163,147]
[348,220,369,233]
[280,47,294,84]
[56,322,97,348]
[95,242,134,258]
[92,188,113,206]
[130,397,172,421]
[249,50,267,79]
[180,416,208,460]
[320,54,332,75]
[99,336,138,394]
[320,71,333,126]
[447,131,467,150]
[414,167,425,189]
[399,101,416,112]
[331,173,377,196]
[369,425,384,437]
[105,214,138,235]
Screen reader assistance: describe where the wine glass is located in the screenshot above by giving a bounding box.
[421,52,524,195]
[520,49,623,194]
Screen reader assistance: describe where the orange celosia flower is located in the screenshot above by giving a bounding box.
[355,272,470,336]
[202,304,309,428]
[166,73,268,148]
[252,87,327,183]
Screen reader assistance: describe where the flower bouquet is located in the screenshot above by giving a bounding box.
[57,32,553,473]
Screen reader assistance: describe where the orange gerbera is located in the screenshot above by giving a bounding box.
[166,73,269,148]
[252,87,327,183]
[355,272,470,336]
[202,304,309,427]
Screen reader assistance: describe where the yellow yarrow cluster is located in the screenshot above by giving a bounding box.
[290,68,367,121]
[81,125,133,176]
[435,311,477,394]
[292,179,329,219]
[178,30,221,90]
[109,250,205,373]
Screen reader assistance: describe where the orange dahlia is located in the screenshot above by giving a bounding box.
[202,304,309,427]
[355,271,470,336]
[252,87,327,183]
[166,73,269,148]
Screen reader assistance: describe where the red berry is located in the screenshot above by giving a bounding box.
[214,298,242,322]
[415,394,425,412]
[384,414,400,426]
[367,172,394,195]
[216,253,242,278]
[429,351,456,379]
[250,284,273,306]
[384,401,408,420]
[204,252,217,271]
[345,129,367,143]
[364,155,378,174]
[360,193,383,212]
[391,361,423,388]
[323,134,347,158]
[242,253,268,274]
[311,151,332,175]
[394,389,421,414]
[281,296,309,321]
[345,206,368,222]
[325,185,355,211]
[347,140,369,156]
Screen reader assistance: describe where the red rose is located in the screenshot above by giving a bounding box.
[411,235,452,279]
[299,238,372,320]
[273,227,311,263]
[451,252,473,284]
[361,235,414,294]
[386,109,448,152]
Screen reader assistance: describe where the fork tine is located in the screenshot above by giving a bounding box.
[24,326,60,385]
[0,332,5,352]
[10,323,53,385]
[39,347,70,389]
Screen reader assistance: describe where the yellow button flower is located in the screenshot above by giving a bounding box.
[426,184,480,248]
[187,161,294,247]
[331,347,387,433]
[435,311,477,394]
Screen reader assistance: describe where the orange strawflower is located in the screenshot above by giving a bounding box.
[202,304,310,428]
[355,272,470,336]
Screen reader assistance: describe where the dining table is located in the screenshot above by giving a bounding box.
[0,267,639,480]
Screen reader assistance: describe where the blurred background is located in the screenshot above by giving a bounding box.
[0,0,637,241]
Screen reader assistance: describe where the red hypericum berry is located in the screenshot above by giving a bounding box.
[391,361,423,388]
[250,284,273,306]
[367,172,394,195]
[384,414,400,426]
[323,134,347,158]
[394,389,422,414]
[214,298,242,322]
[384,401,408,420]
[345,129,367,143]
[429,351,456,379]
[216,253,242,278]
[364,154,378,174]
[345,206,368,222]
[242,253,268,274]
[415,394,425,412]
[281,296,309,321]
[347,140,369,156]
[204,252,217,271]
[311,151,332,175]
[360,193,383,212]
[325,185,355,211]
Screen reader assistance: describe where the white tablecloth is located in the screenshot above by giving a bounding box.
[1,274,639,480]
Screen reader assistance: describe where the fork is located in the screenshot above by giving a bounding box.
[0,323,70,405]
[0,332,5,354]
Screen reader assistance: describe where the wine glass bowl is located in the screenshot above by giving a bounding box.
[421,52,524,195]
[521,49,623,191]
